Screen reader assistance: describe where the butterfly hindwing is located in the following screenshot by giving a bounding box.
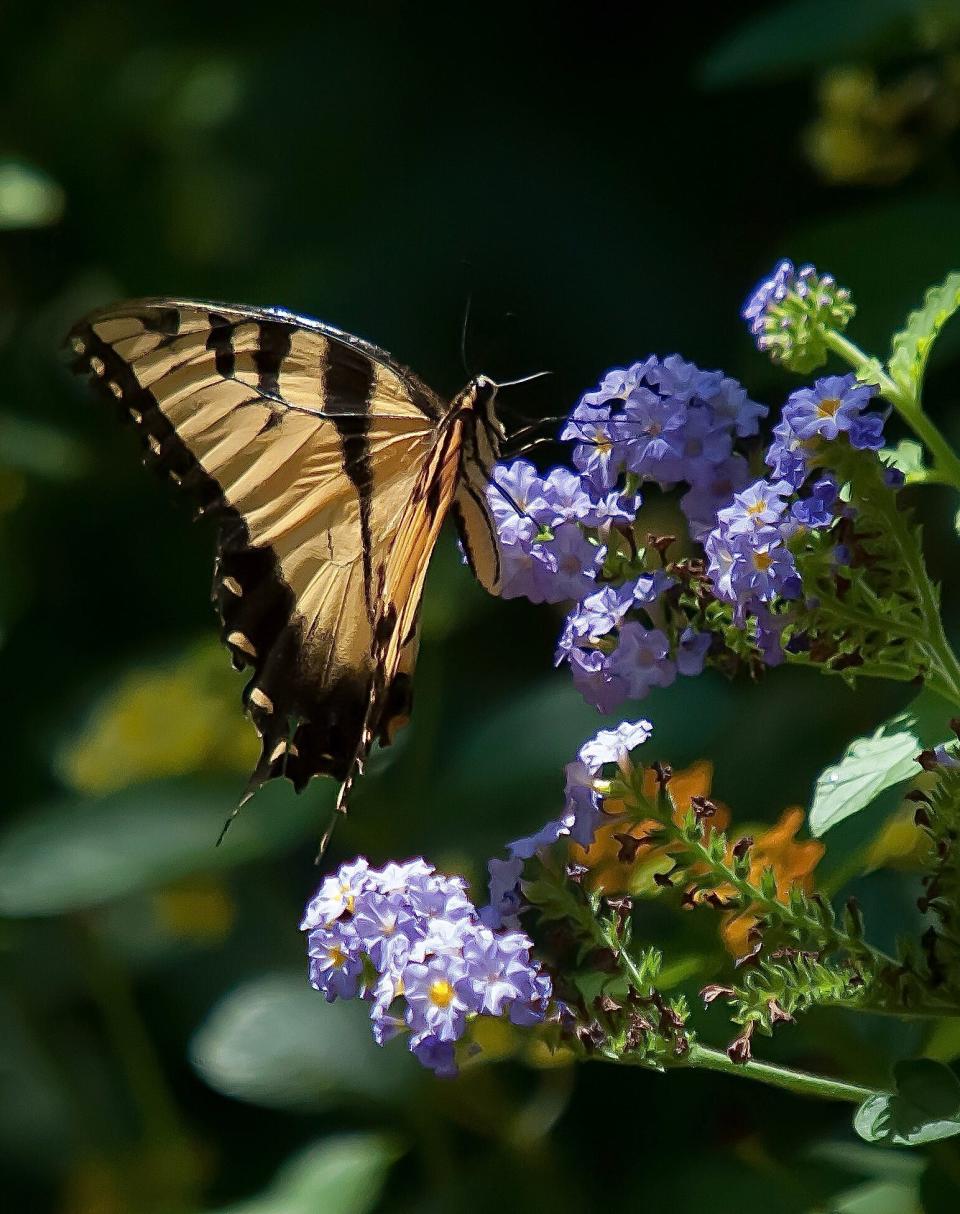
[67,299,450,802]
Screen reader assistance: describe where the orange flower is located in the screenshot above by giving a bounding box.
[571,761,728,895]
[569,760,824,957]
[719,808,824,957]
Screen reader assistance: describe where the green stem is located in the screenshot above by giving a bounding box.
[682,1042,878,1103]
[825,330,960,493]
[623,788,893,965]
[70,916,199,1201]
[855,456,960,704]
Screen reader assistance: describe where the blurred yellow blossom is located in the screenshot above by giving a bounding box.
[152,876,236,944]
[806,61,960,186]
[59,640,258,794]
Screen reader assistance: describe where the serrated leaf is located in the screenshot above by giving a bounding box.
[880,440,927,483]
[854,1059,960,1147]
[809,717,922,837]
[889,272,960,403]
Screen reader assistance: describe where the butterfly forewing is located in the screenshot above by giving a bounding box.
[67,299,454,806]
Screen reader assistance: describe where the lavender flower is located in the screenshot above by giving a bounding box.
[302,858,551,1075]
[483,721,654,925]
[781,375,880,446]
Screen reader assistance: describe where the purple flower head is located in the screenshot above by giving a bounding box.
[609,622,677,700]
[884,466,906,489]
[301,858,371,929]
[650,354,724,405]
[716,478,792,540]
[498,528,560,603]
[303,858,551,1076]
[411,1036,458,1077]
[754,604,790,667]
[677,627,712,676]
[743,260,795,336]
[742,261,854,374]
[652,404,734,485]
[404,956,470,1042]
[563,759,605,847]
[561,415,625,490]
[618,388,687,479]
[538,466,596,527]
[708,376,768,438]
[548,523,605,601]
[782,374,879,444]
[487,460,550,544]
[791,475,838,529]
[568,646,631,714]
[581,487,640,528]
[307,923,364,1001]
[681,454,752,540]
[765,418,810,490]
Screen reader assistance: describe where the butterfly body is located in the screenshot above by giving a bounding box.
[67,299,504,815]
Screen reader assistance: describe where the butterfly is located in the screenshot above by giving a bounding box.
[66,298,509,834]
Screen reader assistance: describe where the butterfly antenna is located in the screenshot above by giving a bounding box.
[488,477,534,521]
[493,369,553,390]
[460,293,475,379]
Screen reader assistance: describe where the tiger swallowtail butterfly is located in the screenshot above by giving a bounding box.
[67,299,505,832]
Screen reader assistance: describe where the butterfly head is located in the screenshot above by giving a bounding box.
[465,374,507,445]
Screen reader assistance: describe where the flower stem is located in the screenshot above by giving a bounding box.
[825,330,960,493]
[682,1041,879,1103]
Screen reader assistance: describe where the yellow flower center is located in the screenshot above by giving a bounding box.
[752,550,773,572]
[746,499,766,516]
[817,396,841,417]
[429,979,455,1008]
[327,945,348,969]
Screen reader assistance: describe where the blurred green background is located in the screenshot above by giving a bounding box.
[4,2,960,1211]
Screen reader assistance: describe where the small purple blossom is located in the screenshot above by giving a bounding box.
[677,627,712,676]
[791,476,838,528]
[782,375,880,444]
[578,719,653,773]
[742,261,855,373]
[609,622,677,700]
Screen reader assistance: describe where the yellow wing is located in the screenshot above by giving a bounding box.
[67,298,449,804]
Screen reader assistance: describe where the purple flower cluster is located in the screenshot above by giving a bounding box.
[555,573,710,713]
[743,260,855,374]
[485,721,652,928]
[302,858,551,1075]
[558,355,765,536]
[485,269,891,696]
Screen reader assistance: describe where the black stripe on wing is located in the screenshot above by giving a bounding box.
[65,308,381,801]
[323,344,376,620]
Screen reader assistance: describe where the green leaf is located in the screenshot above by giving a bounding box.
[854,1059,960,1147]
[190,974,412,1111]
[809,716,923,837]
[0,778,323,917]
[0,161,64,229]
[818,1180,922,1214]
[203,1133,402,1214]
[0,414,91,480]
[889,272,960,404]
[699,0,919,89]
